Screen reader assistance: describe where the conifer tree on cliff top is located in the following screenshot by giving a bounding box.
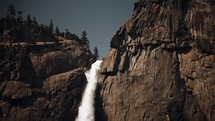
[81,30,90,48]
[55,26,60,36]
[8,4,16,18]
[49,19,54,32]
[94,46,99,59]
[27,15,32,23]
[17,11,23,21]
[32,16,37,24]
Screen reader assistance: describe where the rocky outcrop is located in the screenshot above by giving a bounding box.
[0,68,87,121]
[0,19,95,120]
[0,21,54,42]
[97,0,215,121]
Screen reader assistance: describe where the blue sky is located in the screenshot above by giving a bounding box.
[0,0,137,58]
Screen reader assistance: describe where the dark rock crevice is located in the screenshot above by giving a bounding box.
[94,84,108,121]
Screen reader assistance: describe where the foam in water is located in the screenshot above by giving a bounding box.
[76,60,102,121]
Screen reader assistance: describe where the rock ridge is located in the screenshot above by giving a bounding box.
[0,16,95,121]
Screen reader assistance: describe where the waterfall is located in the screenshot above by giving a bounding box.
[76,60,102,121]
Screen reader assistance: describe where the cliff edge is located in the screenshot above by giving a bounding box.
[97,0,215,121]
[0,17,95,121]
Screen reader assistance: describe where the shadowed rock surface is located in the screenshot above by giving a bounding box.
[0,17,95,121]
[97,0,215,121]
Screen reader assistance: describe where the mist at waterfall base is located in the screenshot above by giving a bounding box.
[76,60,102,121]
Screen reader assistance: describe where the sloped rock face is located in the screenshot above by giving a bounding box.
[0,68,86,121]
[0,44,94,121]
[97,0,215,121]
[0,23,95,120]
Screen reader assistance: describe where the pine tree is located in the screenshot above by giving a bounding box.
[55,26,60,35]
[93,46,99,59]
[8,4,16,18]
[49,19,54,32]
[17,11,23,21]
[81,30,89,47]
[32,16,37,24]
[27,15,32,23]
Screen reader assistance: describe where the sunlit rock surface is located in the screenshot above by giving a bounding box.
[97,0,215,121]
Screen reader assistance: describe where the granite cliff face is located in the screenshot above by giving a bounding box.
[97,0,215,121]
[0,18,95,121]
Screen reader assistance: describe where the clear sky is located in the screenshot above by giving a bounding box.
[0,0,137,58]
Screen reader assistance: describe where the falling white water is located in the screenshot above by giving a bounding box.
[76,60,102,121]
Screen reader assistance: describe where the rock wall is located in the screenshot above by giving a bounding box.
[0,24,95,120]
[97,0,215,121]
